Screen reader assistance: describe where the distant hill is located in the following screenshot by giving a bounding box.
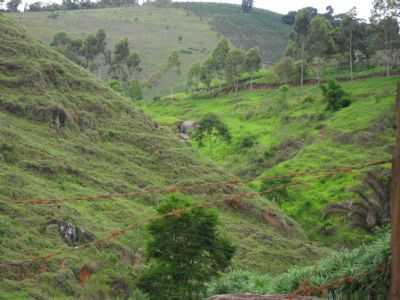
[0,14,320,299]
[175,2,292,64]
[9,3,291,97]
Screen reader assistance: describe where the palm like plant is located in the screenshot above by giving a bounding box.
[325,171,391,233]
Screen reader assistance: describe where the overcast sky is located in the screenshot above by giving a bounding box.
[174,0,374,20]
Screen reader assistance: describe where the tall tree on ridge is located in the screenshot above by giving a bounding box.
[294,7,317,86]
[242,0,253,13]
[338,7,358,81]
[307,16,335,84]
[371,0,400,76]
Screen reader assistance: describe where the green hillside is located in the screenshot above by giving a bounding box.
[141,76,397,244]
[0,14,322,299]
[9,3,291,97]
[176,2,292,64]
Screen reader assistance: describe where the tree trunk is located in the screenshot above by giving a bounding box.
[349,30,354,81]
[385,26,391,77]
[300,38,305,87]
[390,82,400,300]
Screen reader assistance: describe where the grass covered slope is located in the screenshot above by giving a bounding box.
[177,2,292,64]
[10,6,220,98]
[0,15,322,299]
[142,76,397,244]
[10,3,291,97]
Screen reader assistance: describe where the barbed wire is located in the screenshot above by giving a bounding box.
[7,159,390,206]
[0,159,391,283]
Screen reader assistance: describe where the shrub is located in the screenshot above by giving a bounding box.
[127,80,143,100]
[138,194,235,300]
[321,80,351,112]
[237,135,257,150]
[194,114,231,147]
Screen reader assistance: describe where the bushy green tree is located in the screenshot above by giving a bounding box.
[244,48,262,89]
[294,7,317,86]
[187,63,202,89]
[321,80,351,111]
[127,80,143,100]
[138,194,235,300]
[113,38,130,64]
[211,38,230,83]
[225,49,245,92]
[306,16,335,83]
[194,114,231,147]
[199,59,214,90]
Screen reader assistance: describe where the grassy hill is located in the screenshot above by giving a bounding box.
[141,76,397,244]
[175,2,292,64]
[9,3,291,98]
[0,14,322,299]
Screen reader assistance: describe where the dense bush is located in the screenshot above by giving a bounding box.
[194,114,231,147]
[207,231,390,299]
[138,194,235,300]
[321,80,351,112]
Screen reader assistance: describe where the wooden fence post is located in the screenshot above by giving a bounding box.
[390,82,400,300]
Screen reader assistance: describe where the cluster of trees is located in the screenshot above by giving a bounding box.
[51,30,143,100]
[278,0,400,85]
[188,39,262,92]
[51,29,107,70]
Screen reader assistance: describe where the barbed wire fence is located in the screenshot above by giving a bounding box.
[0,159,392,297]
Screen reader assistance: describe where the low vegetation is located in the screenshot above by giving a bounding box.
[0,13,322,299]
[207,230,390,299]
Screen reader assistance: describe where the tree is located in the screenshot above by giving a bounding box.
[321,80,351,112]
[241,0,253,13]
[187,63,202,90]
[110,38,131,81]
[81,34,99,67]
[225,49,245,92]
[199,59,214,91]
[211,39,230,87]
[306,16,335,83]
[337,8,358,80]
[6,0,21,11]
[95,29,107,54]
[244,48,262,89]
[371,0,400,76]
[167,50,181,75]
[113,38,130,64]
[126,80,142,100]
[194,113,231,147]
[282,11,297,25]
[138,194,235,300]
[127,52,141,74]
[294,7,317,86]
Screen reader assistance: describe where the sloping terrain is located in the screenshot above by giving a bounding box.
[0,15,321,299]
[176,2,292,64]
[9,3,291,97]
[142,76,397,244]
